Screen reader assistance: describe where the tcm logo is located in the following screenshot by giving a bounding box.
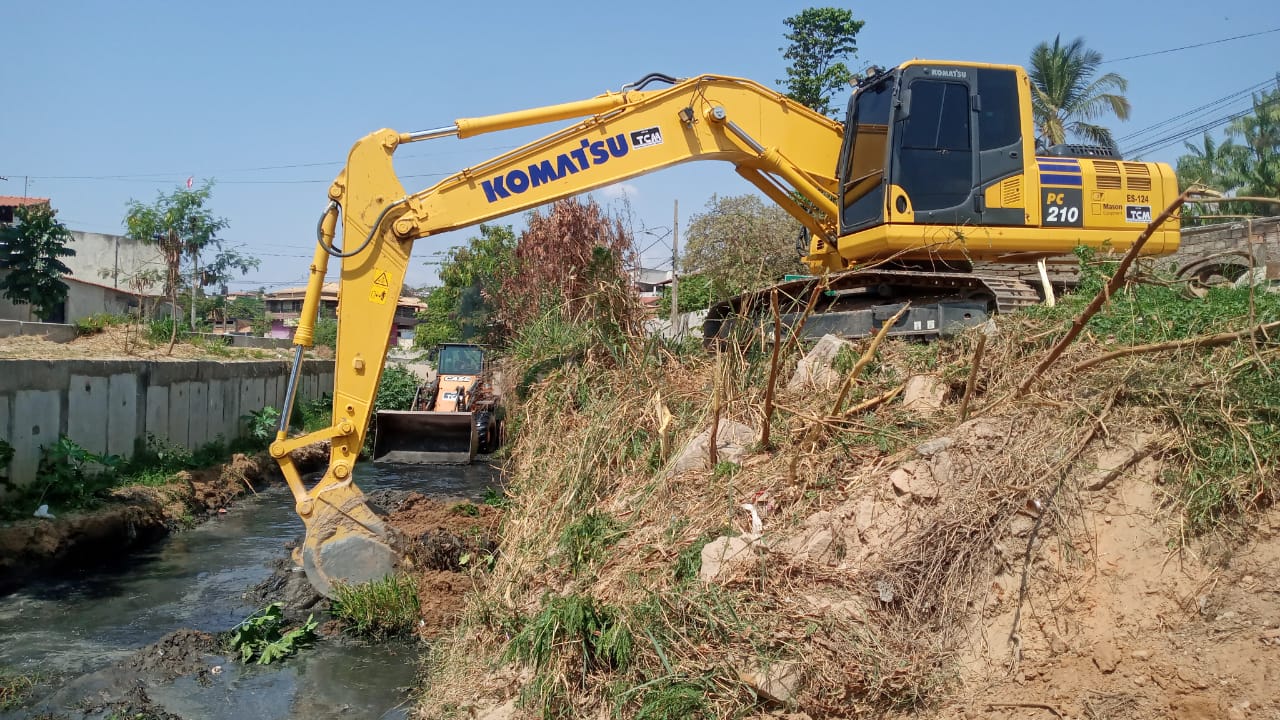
[630,126,663,148]
[1125,205,1152,223]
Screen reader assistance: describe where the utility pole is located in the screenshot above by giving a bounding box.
[669,199,679,334]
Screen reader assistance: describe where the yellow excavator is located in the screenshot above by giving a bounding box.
[269,59,1180,596]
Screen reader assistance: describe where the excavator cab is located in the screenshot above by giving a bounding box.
[829,61,1177,266]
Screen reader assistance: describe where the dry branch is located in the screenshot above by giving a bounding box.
[1016,188,1193,398]
[760,289,782,450]
[829,303,910,416]
[1069,321,1280,373]
[958,330,989,421]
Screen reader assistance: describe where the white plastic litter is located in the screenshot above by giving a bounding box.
[33,504,54,519]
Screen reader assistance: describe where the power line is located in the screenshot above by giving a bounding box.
[1103,27,1280,64]
[1116,78,1273,144]
[1127,91,1280,158]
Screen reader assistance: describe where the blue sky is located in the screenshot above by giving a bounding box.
[3,1,1277,291]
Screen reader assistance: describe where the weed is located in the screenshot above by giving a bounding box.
[73,312,130,337]
[633,680,710,720]
[330,574,421,638]
[145,317,187,345]
[292,393,332,432]
[482,487,510,509]
[504,594,633,673]
[242,406,281,444]
[673,532,723,583]
[451,502,480,517]
[225,603,317,665]
[559,512,626,574]
[375,365,421,412]
[0,669,43,711]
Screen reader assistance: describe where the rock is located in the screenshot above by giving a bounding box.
[738,662,801,705]
[1177,666,1210,690]
[1232,266,1280,289]
[700,536,756,583]
[667,420,757,476]
[1172,696,1221,720]
[1131,649,1151,661]
[1227,707,1247,720]
[1092,643,1120,674]
[787,334,852,391]
[929,450,954,487]
[901,374,945,413]
[915,437,953,457]
[890,461,939,500]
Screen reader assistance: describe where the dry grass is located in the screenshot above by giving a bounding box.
[0,324,291,361]
[416,270,1280,719]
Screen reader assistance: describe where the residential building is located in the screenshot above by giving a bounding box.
[263,283,425,347]
[630,266,672,316]
[0,197,166,323]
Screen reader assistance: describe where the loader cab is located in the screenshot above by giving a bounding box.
[837,62,1032,238]
[435,343,485,377]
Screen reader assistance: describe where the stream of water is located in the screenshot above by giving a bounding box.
[0,462,499,719]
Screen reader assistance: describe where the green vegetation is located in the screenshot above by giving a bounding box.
[778,7,865,117]
[242,406,281,444]
[375,365,421,412]
[414,223,517,348]
[633,680,710,720]
[73,312,132,336]
[330,574,421,638]
[225,603,317,665]
[1176,87,1280,223]
[679,194,804,310]
[558,512,626,574]
[145,316,188,345]
[0,203,76,321]
[312,315,338,349]
[0,433,260,519]
[124,180,257,352]
[505,594,633,673]
[1028,35,1130,147]
[0,669,43,711]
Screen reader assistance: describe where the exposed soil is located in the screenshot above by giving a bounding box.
[931,472,1280,720]
[385,494,501,638]
[0,443,328,594]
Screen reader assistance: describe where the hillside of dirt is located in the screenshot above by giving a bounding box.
[408,265,1280,719]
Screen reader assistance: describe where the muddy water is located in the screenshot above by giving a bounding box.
[0,462,498,719]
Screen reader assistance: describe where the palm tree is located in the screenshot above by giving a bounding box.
[1028,35,1131,149]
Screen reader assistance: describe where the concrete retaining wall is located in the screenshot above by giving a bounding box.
[0,359,334,490]
[0,320,77,343]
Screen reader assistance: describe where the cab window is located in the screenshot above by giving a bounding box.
[894,80,972,211]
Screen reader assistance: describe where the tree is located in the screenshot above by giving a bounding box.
[680,193,803,302]
[411,223,516,350]
[1175,88,1280,223]
[778,7,865,118]
[226,293,270,335]
[1028,35,1130,148]
[0,204,76,321]
[124,181,256,352]
[493,196,639,341]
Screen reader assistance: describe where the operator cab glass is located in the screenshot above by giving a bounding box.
[837,64,1026,234]
[838,73,894,231]
[437,344,484,375]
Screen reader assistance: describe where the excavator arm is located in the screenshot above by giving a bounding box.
[269,73,847,596]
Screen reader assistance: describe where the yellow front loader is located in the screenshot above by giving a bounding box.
[269,62,1180,596]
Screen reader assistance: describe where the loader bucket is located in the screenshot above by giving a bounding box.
[372,410,478,464]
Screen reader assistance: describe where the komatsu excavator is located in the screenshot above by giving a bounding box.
[269,60,1180,596]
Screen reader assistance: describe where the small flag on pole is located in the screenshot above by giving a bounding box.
[186,176,193,189]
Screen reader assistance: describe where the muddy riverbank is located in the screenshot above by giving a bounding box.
[0,462,501,719]
[0,443,329,594]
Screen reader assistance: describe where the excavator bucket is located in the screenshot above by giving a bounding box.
[371,410,478,464]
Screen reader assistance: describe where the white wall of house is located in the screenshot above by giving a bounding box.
[0,231,164,322]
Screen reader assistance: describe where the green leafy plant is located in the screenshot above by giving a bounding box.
[145,316,188,345]
[0,203,76,321]
[329,574,421,638]
[226,603,317,665]
[634,680,710,720]
[27,437,122,511]
[558,512,626,574]
[242,406,281,444]
[73,312,131,337]
[374,365,421,412]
